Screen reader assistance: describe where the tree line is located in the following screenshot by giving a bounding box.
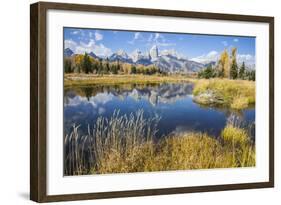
[64,53,162,75]
[198,48,255,81]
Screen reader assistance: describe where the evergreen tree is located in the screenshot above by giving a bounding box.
[249,70,255,81]
[64,58,72,73]
[111,64,118,74]
[239,62,246,79]
[230,48,238,79]
[131,65,137,74]
[104,58,110,74]
[116,60,120,73]
[82,53,92,74]
[98,59,103,75]
[198,65,215,79]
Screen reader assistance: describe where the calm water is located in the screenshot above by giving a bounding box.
[64,83,255,139]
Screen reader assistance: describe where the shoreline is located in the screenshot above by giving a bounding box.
[64,74,195,87]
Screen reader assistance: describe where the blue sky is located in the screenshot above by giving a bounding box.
[64,27,255,64]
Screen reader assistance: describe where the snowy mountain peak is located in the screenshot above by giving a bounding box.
[150,45,159,61]
[160,49,185,59]
[116,49,129,59]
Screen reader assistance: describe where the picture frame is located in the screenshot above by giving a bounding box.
[30,1,274,202]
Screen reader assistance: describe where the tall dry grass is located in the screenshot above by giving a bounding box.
[64,110,255,175]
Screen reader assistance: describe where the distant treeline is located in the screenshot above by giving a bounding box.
[64,53,163,75]
[198,48,255,81]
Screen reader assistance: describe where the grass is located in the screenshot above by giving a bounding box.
[64,74,194,87]
[192,78,255,109]
[64,110,255,175]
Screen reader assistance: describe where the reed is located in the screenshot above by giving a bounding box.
[64,110,255,175]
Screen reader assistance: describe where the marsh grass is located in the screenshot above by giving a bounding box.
[193,78,255,109]
[64,74,194,87]
[64,110,255,175]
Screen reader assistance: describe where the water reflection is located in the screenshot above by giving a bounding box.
[64,83,255,139]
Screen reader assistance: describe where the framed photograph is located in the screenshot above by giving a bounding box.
[30,1,274,202]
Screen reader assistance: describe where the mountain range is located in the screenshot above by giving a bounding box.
[64,45,249,73]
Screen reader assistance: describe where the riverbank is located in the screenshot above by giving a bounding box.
[64,74,195,87]
[193,78,255,109]
[64,110,255,175]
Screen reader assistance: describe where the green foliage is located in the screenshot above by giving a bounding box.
[197,49,255,81]
[230,62,238,79]
[64,58,72,73]
[198,65,215,79]
[131,65,137,74]
[82,53,92,74]
[230,48,238,79]
[239,62,246,79]
[247,70,255,81]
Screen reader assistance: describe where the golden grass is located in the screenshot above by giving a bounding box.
[193,78,255,109]
[221,125,255,167]
[64,74,194,87]
[64,110,255,175]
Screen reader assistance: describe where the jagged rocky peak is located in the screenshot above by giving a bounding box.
[131,49,151,63]
[161,49,183,59]
[116,49,129,59]
[131,49,142,62]
[150,45,159,61]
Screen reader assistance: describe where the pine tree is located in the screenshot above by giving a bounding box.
[131,65,137,74]
[239,62,246,79]
[104,58,110,74]
[98,59,103,75]
[82,53,92,74]
[64,58,72,73]
[230,48,238,79]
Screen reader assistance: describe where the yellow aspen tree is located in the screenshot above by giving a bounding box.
[219,50,230,78]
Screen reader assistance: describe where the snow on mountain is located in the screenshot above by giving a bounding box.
[190,51,219,64]
[65,46,208,73]
[109,50,133,63]
[130,50,152,65]
[150,45,159,61]
[116,49,129,59]
[154,54,204,73]
[160,49,185,60]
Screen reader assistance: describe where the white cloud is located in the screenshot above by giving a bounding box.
[222,41,228,46]
[65,39,77,50]
[128,32,142,44]
[64,39,112,57]
[237,54,255,64]
[95,32,103,41]
[233,38,239,42]
[70,29,85,36]
[71,30,80,35]
[146,33,175,47]
[134,32,141,40]
[191,50,219,63]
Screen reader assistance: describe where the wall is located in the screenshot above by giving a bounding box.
[0,0,279,204]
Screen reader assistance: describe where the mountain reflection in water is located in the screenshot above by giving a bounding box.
[64,83,255,139]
